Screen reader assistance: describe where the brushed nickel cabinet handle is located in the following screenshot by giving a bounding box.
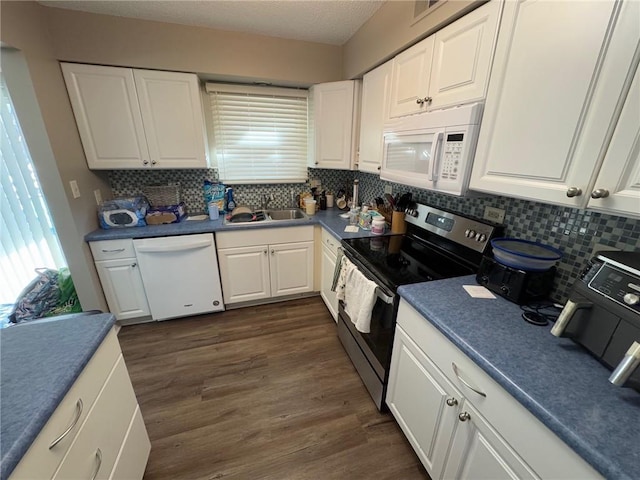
[101,248,125,253]
[49,398,83,449]
[591,188,610,199]
[458,411,471,422]
[425,96,433,104]
[131,262,137,268]
[151,160,157,165]
[143,160,149,165]
[446,397,458,407]
[416,98,425,105]
[90,449,102,480]
[566,187,582,197]
[452,362,486,397]
[271,249,275,255]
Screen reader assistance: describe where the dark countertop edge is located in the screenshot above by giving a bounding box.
[397,287,625,480]
[0,314,116,480]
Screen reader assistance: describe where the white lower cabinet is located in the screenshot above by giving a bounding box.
[319,228,339,321]
[90,239,150,322]
[10,329,150,480]
[387,299,601,480]
[217,226,314,306]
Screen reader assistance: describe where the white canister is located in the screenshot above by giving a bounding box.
[305,199,317,215]
[326,194,334,208]
[371,217,386,235]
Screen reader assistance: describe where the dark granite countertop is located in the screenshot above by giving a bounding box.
[398,276,640,480]
[0,313,116,480]
[85,207,385,242]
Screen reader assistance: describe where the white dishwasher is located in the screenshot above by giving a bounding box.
[133,233,224,320]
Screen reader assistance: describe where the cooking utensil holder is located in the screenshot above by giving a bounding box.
[391,211,406,234]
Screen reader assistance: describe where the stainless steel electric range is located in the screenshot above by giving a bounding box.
[338,203,503,411]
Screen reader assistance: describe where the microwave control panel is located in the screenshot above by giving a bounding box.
[441,133,464,181]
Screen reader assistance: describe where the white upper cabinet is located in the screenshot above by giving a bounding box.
[309,80,361,170]
[358,60,392,173]
[62,63,208,170]
[389,36,434,118]
[587,61,640,218]
[133,69,208,169]
[62,64,150,169]
[389,0,502,118]
[470,0,639,213]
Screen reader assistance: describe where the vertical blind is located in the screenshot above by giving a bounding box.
[206,83,308,184]
[0,74,67,304]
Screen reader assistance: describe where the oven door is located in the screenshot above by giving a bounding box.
[336,256,398,410]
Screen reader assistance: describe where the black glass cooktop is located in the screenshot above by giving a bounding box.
[342,234,475,292]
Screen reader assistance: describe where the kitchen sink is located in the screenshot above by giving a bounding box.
[223,210,269,225]
[267,208,308,220]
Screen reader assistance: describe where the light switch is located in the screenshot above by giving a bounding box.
[69,180,80,199]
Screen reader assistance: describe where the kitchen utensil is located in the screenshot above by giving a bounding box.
[385,193,395,209]
[228,205,255,223]
[490,238,562,271]
[337,197,348,210]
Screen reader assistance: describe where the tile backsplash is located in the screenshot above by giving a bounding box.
[108,168,640,303]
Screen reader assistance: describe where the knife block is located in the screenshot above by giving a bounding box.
[391,211,406,234]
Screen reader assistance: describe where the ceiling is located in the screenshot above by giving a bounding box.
[37,0,385,45]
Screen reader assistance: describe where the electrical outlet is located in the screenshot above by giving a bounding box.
[384,185,393,195]
[69,180,80,199]
[94,189,102,205]
[483,206,505,223]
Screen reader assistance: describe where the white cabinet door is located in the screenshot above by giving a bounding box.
[217,245,271,304]
[428,0,502,111]
[442,401,538,480]
[61,63,150,169]
[387,326,461,479]
[320,245,338,321]
[469,0,620,207]
[389,36,434,118]
[133,234,225,321]
[358,60,392,174]
[587,62,640,218]
[269,241,314,298]
[94,258,150,321]
[133,69,207,169]
[310,80,360,170]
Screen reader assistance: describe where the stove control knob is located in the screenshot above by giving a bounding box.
[466,230,476,238]
[475,232,483,241]
[478,234,487,242]
[624,293,640,306]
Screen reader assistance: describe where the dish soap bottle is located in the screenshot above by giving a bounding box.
[225,187,236,212]
[359,205,372,230]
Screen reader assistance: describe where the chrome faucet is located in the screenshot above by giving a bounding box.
[261,194,273,211]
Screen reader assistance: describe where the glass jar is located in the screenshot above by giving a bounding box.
[359,206,372,230]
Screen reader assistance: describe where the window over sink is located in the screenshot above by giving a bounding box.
[206,83,308,184]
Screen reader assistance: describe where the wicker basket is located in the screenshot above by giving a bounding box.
[142,185,180,207]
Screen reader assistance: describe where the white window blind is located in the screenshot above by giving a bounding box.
[206,83,308,184]
[0,74,67,304]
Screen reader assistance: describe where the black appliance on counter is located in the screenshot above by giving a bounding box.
[551,251,640,392]
[338,203,503,411]
[476,256,556,304]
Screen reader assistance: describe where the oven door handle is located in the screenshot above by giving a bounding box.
[376,288,394,305]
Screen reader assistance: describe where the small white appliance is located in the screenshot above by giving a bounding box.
[381,103,483,196]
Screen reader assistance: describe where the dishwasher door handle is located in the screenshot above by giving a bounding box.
[135,239,212,253]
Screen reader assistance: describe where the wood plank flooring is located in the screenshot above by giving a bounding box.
[118,297,429,480]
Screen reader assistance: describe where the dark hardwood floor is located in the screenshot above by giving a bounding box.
[118,296,429,480]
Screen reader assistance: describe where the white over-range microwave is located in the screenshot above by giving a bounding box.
[381,102,483,196]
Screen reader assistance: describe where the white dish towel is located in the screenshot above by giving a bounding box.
[342,260,378,334]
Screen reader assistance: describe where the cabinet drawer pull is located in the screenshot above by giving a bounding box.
[90,448,102,480]
[458,411,471,422]
[446,397,458,407]
[101,248,125,253]
[452,362,486,398]
[49,398,83,449]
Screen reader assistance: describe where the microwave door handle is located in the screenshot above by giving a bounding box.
[428,131,444,182]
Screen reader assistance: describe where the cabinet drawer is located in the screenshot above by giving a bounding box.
[10,330,121,480]
[396,300,600,479]
[53,356,138,480]
[90,239,136,261]
[321,228,340,255]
